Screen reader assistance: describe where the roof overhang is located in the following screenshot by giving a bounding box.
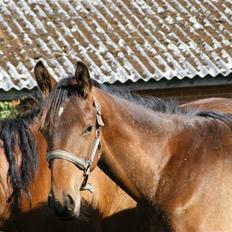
[109,74,232,92]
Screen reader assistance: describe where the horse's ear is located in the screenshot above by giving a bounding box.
[34,61,56,95]
[75,61,92,98]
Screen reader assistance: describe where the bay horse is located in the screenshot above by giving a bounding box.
[0,62,158,232]
[39,60,232,232]
[2,97,230,232]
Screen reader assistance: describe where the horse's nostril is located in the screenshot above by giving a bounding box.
[47,193,76,218]
[65,194,75,212]
[48,194,63,213]
[48,193,53,209]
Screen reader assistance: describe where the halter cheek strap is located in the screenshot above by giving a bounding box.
[46,97,104,193]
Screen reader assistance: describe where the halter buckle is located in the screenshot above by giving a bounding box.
[97,114,104,127]
[93,97,104,127]
[81,183,94,193]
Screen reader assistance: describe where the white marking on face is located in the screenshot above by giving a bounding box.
[58,107,64,117]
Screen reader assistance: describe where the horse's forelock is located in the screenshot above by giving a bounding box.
[40,77,84,129]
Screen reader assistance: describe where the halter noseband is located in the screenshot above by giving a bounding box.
[46,97,104,193]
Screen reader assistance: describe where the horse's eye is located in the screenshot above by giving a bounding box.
[83,124,94,134]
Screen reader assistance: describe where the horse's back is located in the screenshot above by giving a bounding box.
[181,97,232,113]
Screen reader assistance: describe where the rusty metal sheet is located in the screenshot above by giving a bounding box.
[0,0,231,91]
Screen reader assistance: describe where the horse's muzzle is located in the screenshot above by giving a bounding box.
[48,193,80,220]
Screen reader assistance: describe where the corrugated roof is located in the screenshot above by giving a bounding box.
[0,0,231,91]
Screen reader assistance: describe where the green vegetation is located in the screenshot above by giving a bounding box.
[0,101,18,119]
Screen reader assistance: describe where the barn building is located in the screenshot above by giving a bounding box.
[0,0,231,102]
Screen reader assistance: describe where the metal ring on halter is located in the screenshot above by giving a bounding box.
[46,97,104,193]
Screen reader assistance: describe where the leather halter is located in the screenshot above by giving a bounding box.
[46,97,104,193]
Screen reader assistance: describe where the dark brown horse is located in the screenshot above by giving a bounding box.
[0,109,40,228]
[0,103,77,231]
[39,61,232,232]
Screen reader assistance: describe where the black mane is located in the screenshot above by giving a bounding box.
[40,77,182,128]
[95,81,182,114]
[94,80,232,129]
[0,105,40,205]
[40,77,232,131]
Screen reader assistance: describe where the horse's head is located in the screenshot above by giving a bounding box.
[35,61,102,219]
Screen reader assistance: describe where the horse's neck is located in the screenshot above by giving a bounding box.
[31,125,50,201]
[95,89,185,202]
[20,124,50,210]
